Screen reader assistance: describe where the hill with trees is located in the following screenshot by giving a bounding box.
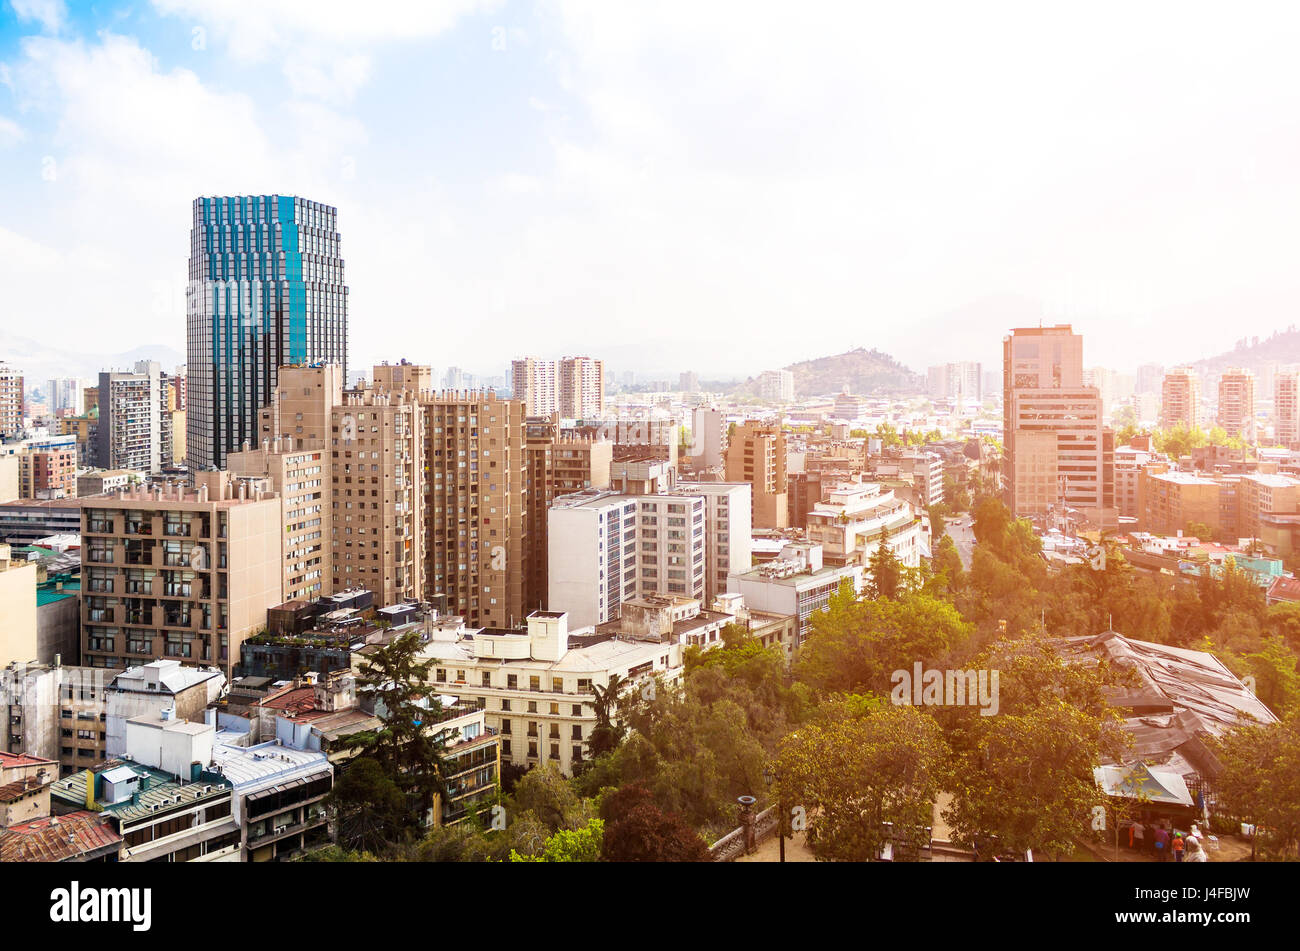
[730,347,923,399]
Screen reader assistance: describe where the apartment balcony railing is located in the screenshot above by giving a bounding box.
[87,551,114,564]
[87,609,113,622]
[163,524,191,537]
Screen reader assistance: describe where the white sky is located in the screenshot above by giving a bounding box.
[1,1,1299,380]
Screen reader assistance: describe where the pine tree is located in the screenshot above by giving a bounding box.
[866,524,902,600]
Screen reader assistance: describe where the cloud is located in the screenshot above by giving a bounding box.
[0,115,24,146]
[0,29,370,355]
[9,0,65,34]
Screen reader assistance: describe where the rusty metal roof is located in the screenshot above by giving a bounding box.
[0,811,121,862]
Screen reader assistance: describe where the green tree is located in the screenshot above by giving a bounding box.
[796,584,971,696]
[587,673,628,758]
[328,756,410,854]
[775,703,950,862]
[865,525,902,600]
[509,818,604,862]
[507,763,593,833]
[337,630,452,827]
[1210,713,1300,860]
[944,700,1119,861]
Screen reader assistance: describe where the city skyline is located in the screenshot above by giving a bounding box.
[3,3,1300,378]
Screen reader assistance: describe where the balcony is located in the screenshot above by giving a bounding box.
[163,523,191,538]
[87,608,114,623]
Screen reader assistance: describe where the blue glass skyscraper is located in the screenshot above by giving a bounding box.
[185,195,348,471]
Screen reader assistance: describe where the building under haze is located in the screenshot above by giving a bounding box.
[1217,368,1256,443]
[1276,369,1300,449]
[1002,325,1112,524]
[511,357,606,418]
[186,195,349,472]
[1160,367,1202,431]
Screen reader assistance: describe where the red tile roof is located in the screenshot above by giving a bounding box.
[0,812,121,862]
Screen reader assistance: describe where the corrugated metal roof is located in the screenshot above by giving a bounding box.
[0,812,121,862]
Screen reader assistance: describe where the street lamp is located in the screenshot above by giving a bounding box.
[763,766,786,863]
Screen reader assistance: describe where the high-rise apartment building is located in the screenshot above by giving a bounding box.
[1276,369,1300,449]
[329,389,424,607]
[559,357,605,418]
[96,361,163,473]
[547,489,707,628]
[1160,367,1202,430]
[230,363,340,605]
[421,391,530,628]
[524,415,613,613]
[256,363,343,449]
[676,482,752,604]
[0,363,23,438]
[927,362,983,404]
[1218,368,1257,442]
[757,369,795,403]
[79,470,283,676]
[46,378,85,417]
[1003,325,1111,521]
[373,360,433,396]
[1136,363,1165,396]
[186,195,348,472]
[724,421,789,528]
[227,439,331,604]
[690,406,729,469]
[17,444,77,499]
[512,357,605,418]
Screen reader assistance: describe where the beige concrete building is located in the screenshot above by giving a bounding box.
[416,608,717,776]
[373,360,433,396]
[364,370,535,625]
[0,544,38,668]
[17,445,78,499]
[1138,470,1220,536]
[79,470,283,676]
[1218,368,1257,442]
[228,440,331,603]
[725,421,789,529]
[512,356,605,418]
[329,389,424,607]
[805,481,921,570]
[1275,370,1300,448]
[420,391,530,628]
[524,415,613,613]
[1003,325,1112,522]
[1237,472,1300,540]
[0,363,22,439]
[257,364,344,448]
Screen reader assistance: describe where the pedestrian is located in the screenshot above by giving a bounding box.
[1172,832,1184,863]
[1185,836,1207,863]
[1154,824,1169,861]
[1132,821,1144,853]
